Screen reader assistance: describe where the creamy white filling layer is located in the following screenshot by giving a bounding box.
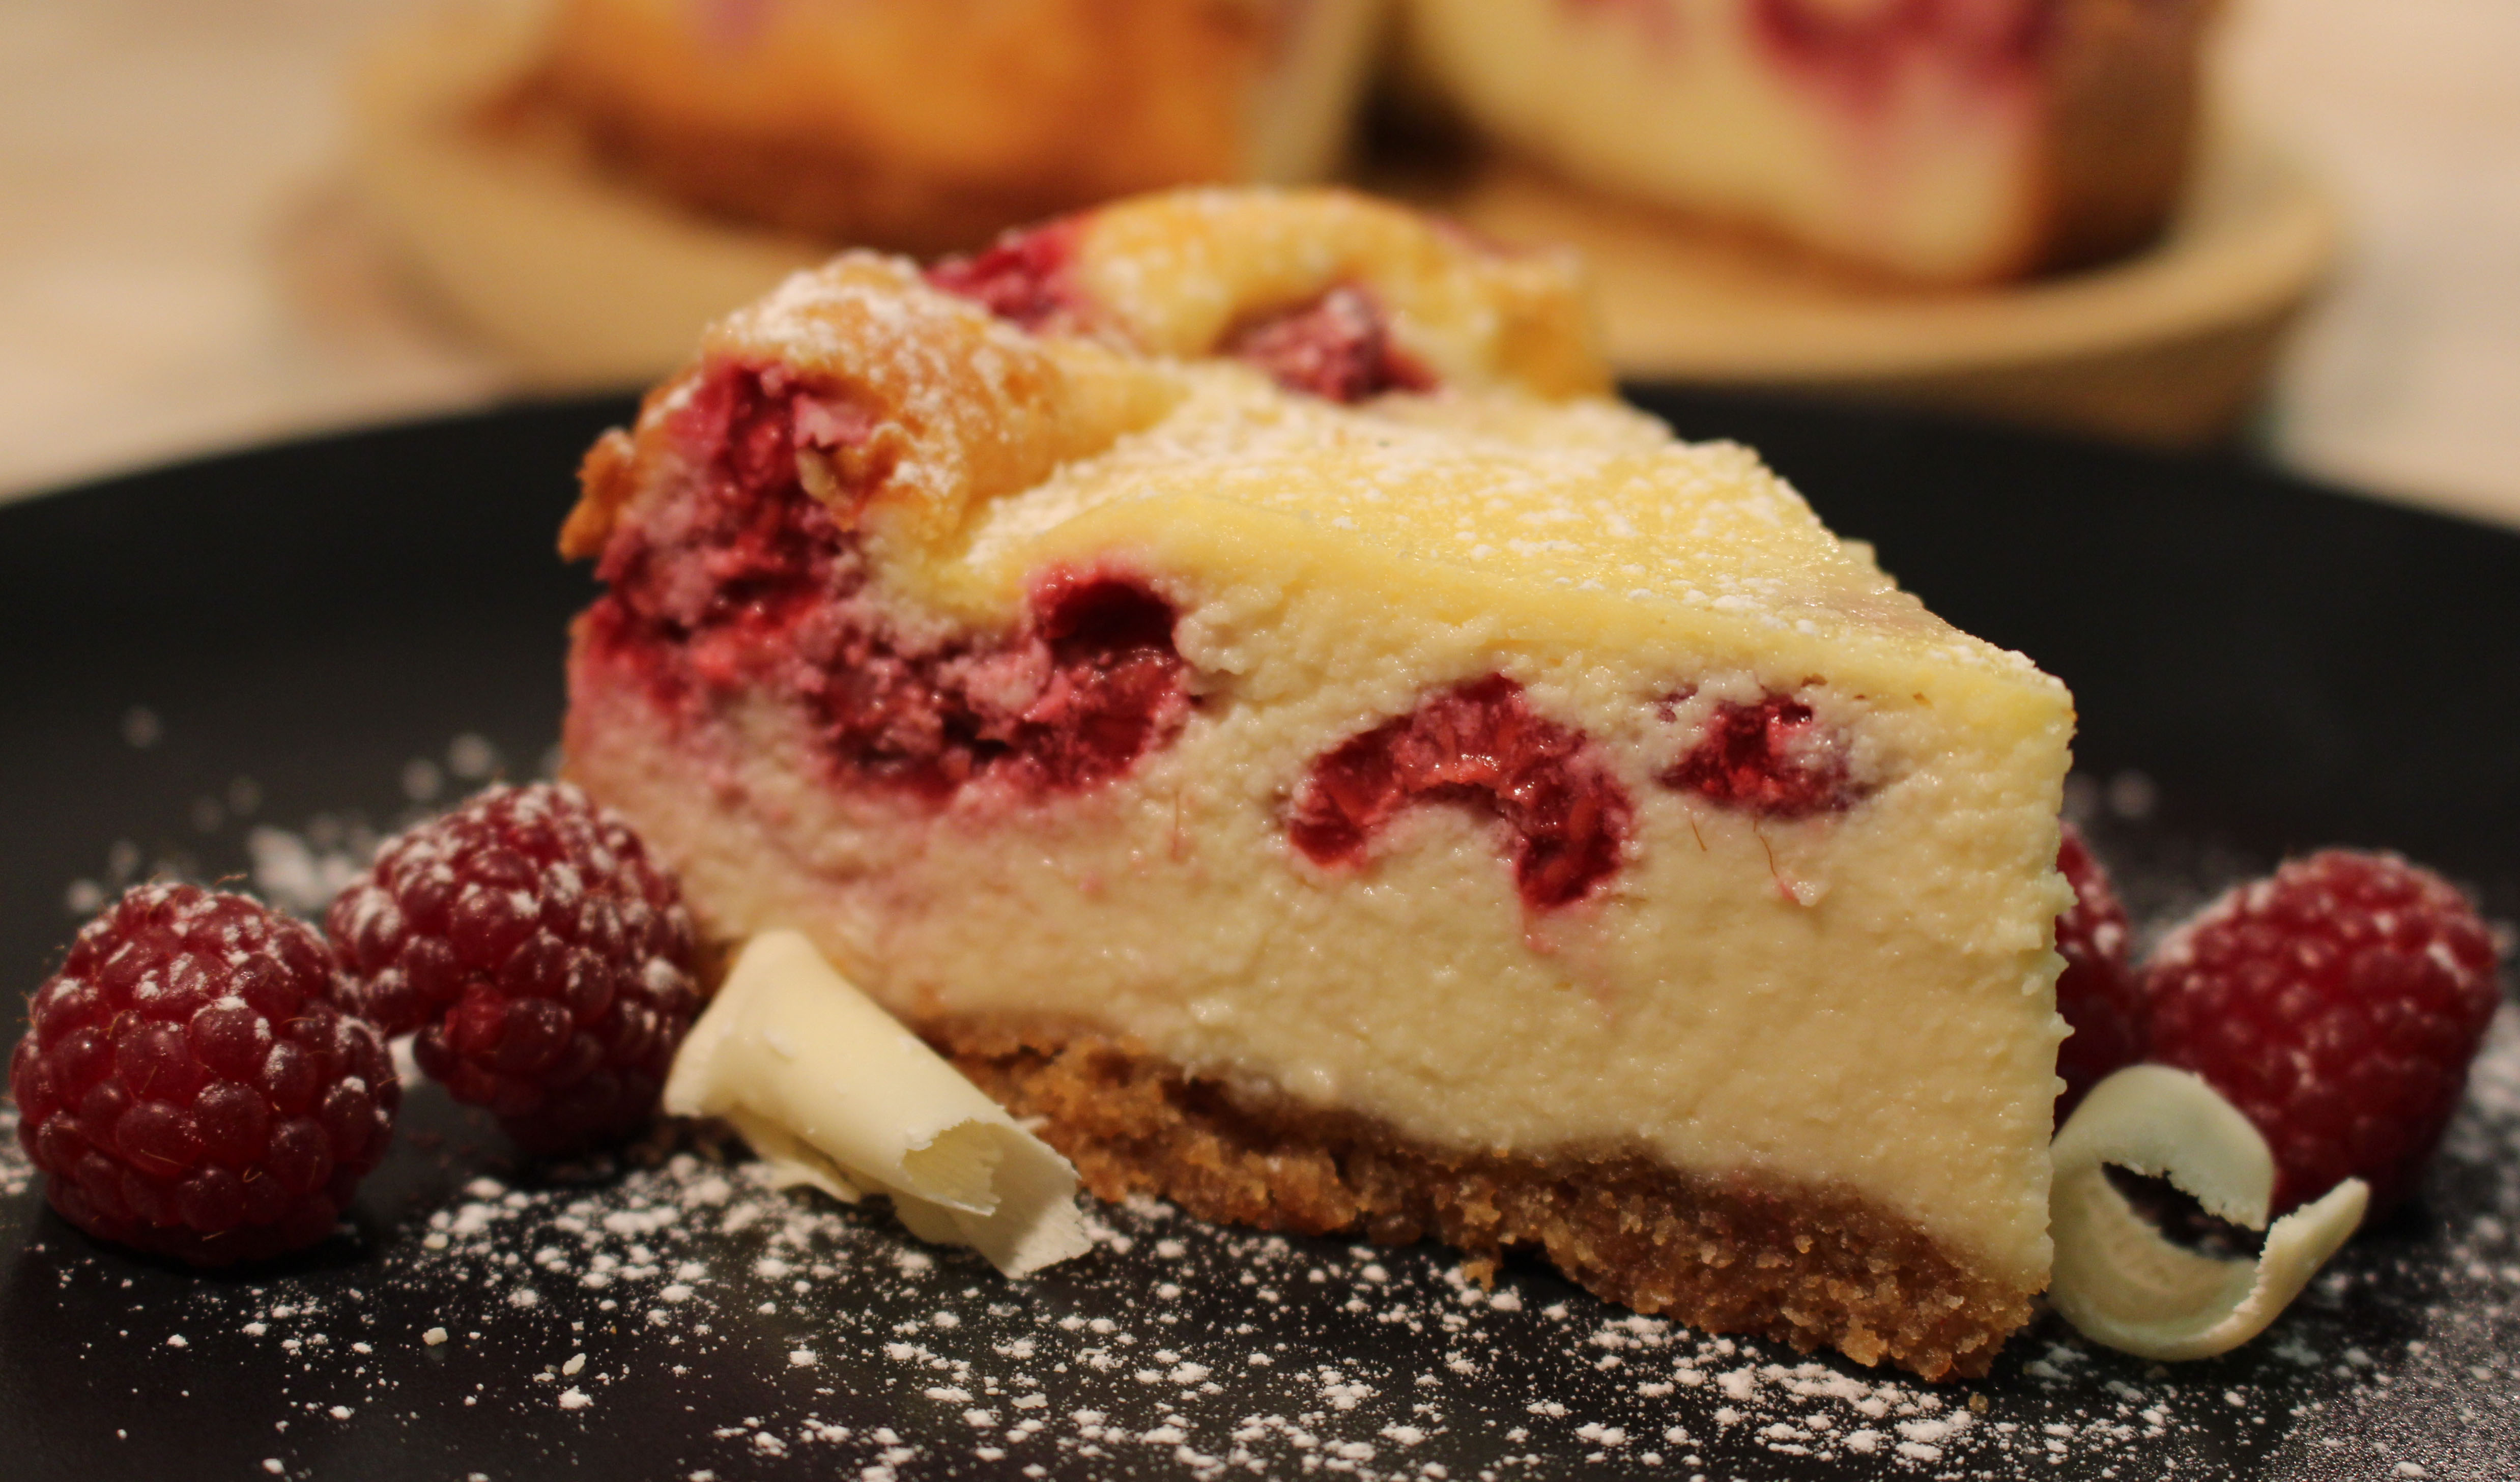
[570,617,2068,1294]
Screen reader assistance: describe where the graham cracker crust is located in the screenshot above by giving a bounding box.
[932,1017,2030,1382]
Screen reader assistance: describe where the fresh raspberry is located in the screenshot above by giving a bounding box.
[2052,823,2143,1117]
[2143,850,2503,1214]
[8,883,398,1265]
[327,783,700,1156]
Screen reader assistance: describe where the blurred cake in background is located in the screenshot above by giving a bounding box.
[528,0,1387,254]
[1403,0,2221,284]
[351,0,2327,447]
[350,0,1386,383]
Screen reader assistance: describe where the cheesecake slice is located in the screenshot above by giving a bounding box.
[1404,0,2217,283]
[561,187,2074,1378]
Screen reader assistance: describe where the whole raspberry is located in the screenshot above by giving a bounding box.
[8,883,398,1265]
[2053,824,2144,1117]
[2144,850,2503,1215]
[327,783,699,1155]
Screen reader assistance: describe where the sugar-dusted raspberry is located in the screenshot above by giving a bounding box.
[1219,286,1437,404]
[2143,850,2503,1214]
[2052,823,2143,1117]
[327,783,700,1156]
[925,217,1088,332]
[8,883,397,1265]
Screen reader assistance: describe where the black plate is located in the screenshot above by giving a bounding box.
[3,391,2516,1481]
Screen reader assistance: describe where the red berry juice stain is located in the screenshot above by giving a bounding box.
[1288,676,1630,910]
[1657,692,1862,818]
[581,361,1191,803]
[1220,286,1437,404]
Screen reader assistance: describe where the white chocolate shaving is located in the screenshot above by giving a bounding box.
[663,931,1093,1277]
[2049,1065,2367,1360]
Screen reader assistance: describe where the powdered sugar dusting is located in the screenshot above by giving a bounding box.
[10,769,2518,1477]
[247,819,378,917]
[6,1031,2519,1481]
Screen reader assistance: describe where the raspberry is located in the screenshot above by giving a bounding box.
[1656,692,1862,818]
[327,783,700,1155]
[2052,823,2143,1117]
[2143,850,2503,1214]
[1287,675,1632,910]
[8,883,397,1265]
[1219,286,1437,404]
[924,218,1089,332]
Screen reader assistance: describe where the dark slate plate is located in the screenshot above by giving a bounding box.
[2,390,2516,1482]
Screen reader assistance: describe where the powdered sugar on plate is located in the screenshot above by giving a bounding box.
[7,993,2520,1482]
[7,771,2518,1479]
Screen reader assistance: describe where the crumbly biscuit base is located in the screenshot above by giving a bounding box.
[927,1015,2032,1381]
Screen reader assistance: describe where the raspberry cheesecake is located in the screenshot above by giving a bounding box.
[561,188,2075,1378]
[1404,0,2217,283]
[525,0,1385,253]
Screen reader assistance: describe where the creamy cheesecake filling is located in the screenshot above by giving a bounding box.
[567,644,2065,1302]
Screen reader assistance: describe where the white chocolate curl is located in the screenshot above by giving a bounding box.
[2049,1065,2367,1360]
[663,930,1093,1277]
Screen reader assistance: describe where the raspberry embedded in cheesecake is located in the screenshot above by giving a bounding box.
[1404,0,2217,282]
[561,188,2075,1379]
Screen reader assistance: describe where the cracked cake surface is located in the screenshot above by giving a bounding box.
[560,187,2075,1378]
